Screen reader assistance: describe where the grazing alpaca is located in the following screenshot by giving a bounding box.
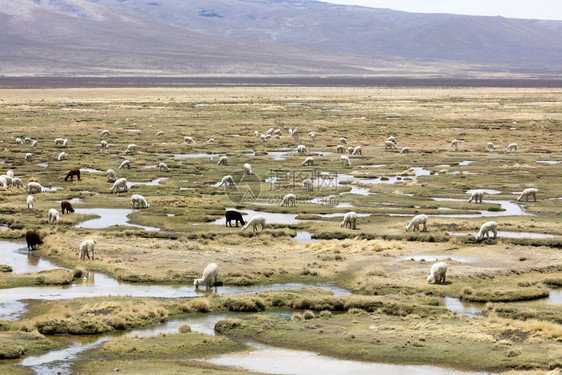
[399,147,410,154]
[65,169,81,181]
[159,162,170,172]
[217,156,228,166]
[336,145,347,154]
[61,200,75,214]
[194,263,218,288]
[340,211,357,229]
[110,178,128,193]
[302,157,314,166]
[58,152,67,161]
[517,188,538,202]
[241,215,266,232]
[352,146,362,155]
[486,142,496,150]
[309,132,317,140]
[244,163,253,175]
[79,239,96,260]
[340,155,351,166]
[27,195,34,210]
[295,145,308,154]
[155,131,164,136]
[384,141,398,150]
[476,221,498,241]
[131,194,150,208]
[25,153,32,162]
[427,262,447,284]
[450,139,458,148]
[405,214,428,232]
[225,210,245,227]
[25,230,43,251]
[303,178,313,191]
[107,169,117,182]
[505,143,517,152]
[125,144,137,154]
[184,136,195,143]
[387,135,397,144]
[48,208,60,224]
[280,193,297,207]
[27,182,43,194]
[218,175,235,187]
[100,130,110,136]
[468,190,484,203]
[339,137,348,144]
[119,160,131,169]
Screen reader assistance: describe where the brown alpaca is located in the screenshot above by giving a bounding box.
[61,200,75,214]
[65,169,81,181]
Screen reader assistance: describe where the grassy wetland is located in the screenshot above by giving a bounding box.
[0,85,561,374]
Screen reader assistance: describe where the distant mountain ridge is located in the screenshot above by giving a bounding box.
[1,0,562,77]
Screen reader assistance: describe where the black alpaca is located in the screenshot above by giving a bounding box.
[26,230,43,251]
[225,210,245,227]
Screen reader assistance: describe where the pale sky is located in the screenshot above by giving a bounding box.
[323,0,562,21]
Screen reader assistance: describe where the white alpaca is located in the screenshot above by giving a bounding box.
[254,130,259,137]
[468,190,484,203]
[27,182,43,194]
[451,139,458,148]
[309,132,317,140]
[48,208,60,224]
[218,175,235,186]
[107,169,117,182]
[336,145,347,154]
[100,130,110,136]
[24,137,33,144]
[194,263,219,288]
[25,153,32,162]
[295,145,308,154]
[2,175,13,188]
[347,146,354,154]
[399,147,410,154]
[100,140,109,148]
[280,193,297,207]
[0,176,7,188]
[274,129,282,136]
[12,177,24,189]
[289,128,298,139]
[217,156,228,166]
[384,141,398,150]
[184,136,195,143]
[506,143,517,152]
[155,131,164,136]
[274,134,281,140]
[476,221,497,241]
[79,239,96,260]
[125,144,136,154]
[302,157,314,166]
[340,155,351,166]
[241,215,266,232]
[31,140,38,147]
[352,146,362,155]
[405,214,428,232]
[15,138,23,145]
[387,136,397,144]
[517,188,538,202]
[244,163,253,175]
[339,137,348,144]
[58,152,67,161]
[266,128,274,135]
[159,162,170,172]
[54,138,64,145]
[62,139,69,147]
[27,195,34,210]
[427,262,447,284]
[119,160,131,169]
[303,178,313,191]
[207,138,215,143]
[340,211,357,229]
[6,170,14,178]
[131,194,150,208]
[110,178,128,193]
[260,134,268,142]
[486,142,496,150]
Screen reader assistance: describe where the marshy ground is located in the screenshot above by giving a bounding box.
[0,86,560,374]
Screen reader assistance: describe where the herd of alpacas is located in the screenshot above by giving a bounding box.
[7,128,540,288]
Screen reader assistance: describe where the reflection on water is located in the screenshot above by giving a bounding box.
[0,240,61,274]
[442,297,483,318]
[291,231,318,243]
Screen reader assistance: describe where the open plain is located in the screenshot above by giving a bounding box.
[0,85,560,374]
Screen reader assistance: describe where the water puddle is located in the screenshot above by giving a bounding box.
[291,231,317,243]
[143,165,157,169]
[458,161,474,166]
[536,160,560,164]
[36,163,49,168]
[207,341,488,375]
[174,153,219,159]
[430,198,529,218]
[127,177,167,188]
[342,186,373,196]
[358,164,386,168]
[75,208,160,231]
[267,151,291,160]
[441,297,483,318]
[0,240,62,274]
[43,186,61,192]
[124,129,141,132]
[79,168,102,173]
[316,212,370,218]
